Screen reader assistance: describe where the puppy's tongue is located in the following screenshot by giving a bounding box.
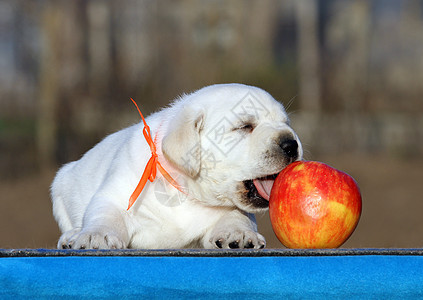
[253,178,274,201]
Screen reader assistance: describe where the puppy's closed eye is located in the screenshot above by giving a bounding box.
[234,123,255,133]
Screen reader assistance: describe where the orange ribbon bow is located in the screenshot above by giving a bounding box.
[127,98,185,210]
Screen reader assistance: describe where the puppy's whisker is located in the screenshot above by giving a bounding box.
[284,94,298,112]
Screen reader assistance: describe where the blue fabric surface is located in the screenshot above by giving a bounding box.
[1,255,423,299]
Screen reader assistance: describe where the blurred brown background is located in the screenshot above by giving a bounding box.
[1,0,423,249]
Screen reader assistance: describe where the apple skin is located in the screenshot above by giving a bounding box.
[269,161,362,249]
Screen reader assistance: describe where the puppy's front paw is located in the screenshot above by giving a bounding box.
[59,228,126,249]
[210,230,266,249]
[58,228,81,249]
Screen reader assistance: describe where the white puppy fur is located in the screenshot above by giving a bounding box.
[51,83,303,249]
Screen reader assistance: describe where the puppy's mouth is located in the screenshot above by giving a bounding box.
[243,174,278,208]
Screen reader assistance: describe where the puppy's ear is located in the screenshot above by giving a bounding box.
[162,106,204,178]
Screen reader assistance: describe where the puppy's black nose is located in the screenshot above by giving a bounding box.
[279,139,298,158]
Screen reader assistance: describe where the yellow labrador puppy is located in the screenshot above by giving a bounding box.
[51,84,302,249]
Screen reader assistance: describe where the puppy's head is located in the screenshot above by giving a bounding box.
[162,84,303,213]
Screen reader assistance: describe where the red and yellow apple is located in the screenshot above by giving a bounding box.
[269,161,362,249]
